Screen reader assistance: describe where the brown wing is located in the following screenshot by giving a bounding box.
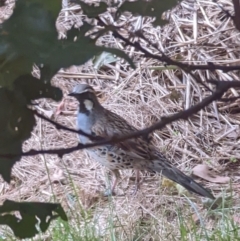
[92,109,154,160]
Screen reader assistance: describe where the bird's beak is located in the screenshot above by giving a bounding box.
[68,92,77,97]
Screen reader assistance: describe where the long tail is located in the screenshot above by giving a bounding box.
[147,158,214,199]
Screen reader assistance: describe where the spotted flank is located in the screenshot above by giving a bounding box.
[90,147,134,169]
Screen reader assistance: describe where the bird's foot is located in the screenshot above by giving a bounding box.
[131,186,138,196]
[103,188,116,197]
[131,181,142,195]
[131,175,143,195]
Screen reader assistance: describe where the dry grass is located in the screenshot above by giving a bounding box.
[1,0,240,240]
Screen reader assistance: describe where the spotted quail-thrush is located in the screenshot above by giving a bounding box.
[69,84,214,199]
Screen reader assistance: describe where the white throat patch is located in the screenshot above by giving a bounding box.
[83,99,94,111]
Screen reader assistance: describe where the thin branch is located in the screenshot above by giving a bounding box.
[2,80,239,158]
[33,111,103,141]
[115,30,240,72]
[129,30,212,92]
[95,18,240,73]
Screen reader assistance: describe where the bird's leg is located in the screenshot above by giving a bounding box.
[104,169,120,196]
[111,169,121,194]
[132,170,142,195]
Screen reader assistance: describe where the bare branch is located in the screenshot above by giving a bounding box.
[114,30,240,72]
[33,111,103,141]
[128,29,212,92]
[95,17,240,74]
[2,80,238,159]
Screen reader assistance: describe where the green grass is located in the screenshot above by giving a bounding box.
[1,167,239,241]
[41,185,239,241]
[44,204,240,241]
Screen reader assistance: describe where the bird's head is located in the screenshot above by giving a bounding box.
[68,84,100,112]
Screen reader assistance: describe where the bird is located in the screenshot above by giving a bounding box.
[69,84,214,199]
